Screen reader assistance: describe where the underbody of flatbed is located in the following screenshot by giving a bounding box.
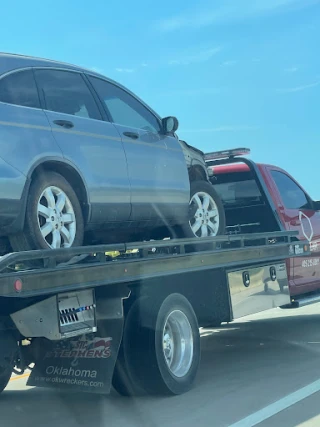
[0,232,309,396]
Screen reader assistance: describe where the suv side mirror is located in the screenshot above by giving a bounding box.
[314,201,320,211]
[162,116,179,134]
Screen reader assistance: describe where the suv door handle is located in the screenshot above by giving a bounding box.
[53,120,74,129]
[123,131,139,140]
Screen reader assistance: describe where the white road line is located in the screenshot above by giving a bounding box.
[229,378,320,427]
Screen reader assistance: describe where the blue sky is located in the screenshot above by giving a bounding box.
[1,0,320,196]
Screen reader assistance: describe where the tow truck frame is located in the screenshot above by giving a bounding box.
[0,231,309,395]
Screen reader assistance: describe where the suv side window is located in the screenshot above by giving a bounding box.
[34,69,101,120]
[88,76,161,133]
[0,70,40,108]
[271,170,310,210]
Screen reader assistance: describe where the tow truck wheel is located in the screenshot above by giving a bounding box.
[112,293,200,396]
[0,366,12,394]
[180,181,226,239]
[0,331,18,394]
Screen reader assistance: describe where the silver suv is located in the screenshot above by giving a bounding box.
[0,53,225,253]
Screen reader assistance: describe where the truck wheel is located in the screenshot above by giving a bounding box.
[0,331,18,394]
[0,366,12,393]
[180,181,226,239]
[9,171,84,252]
[113,293,200,396]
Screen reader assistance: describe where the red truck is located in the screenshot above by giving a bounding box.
[206,148,320,300]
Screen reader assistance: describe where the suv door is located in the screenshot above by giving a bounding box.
[269,168,320,294]
[0,69,63,231]
[34,69,131,223]
[87,76,189,224]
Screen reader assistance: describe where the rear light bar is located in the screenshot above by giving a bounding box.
[204,148,250,161]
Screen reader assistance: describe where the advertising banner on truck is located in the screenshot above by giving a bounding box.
[27,333,118,393]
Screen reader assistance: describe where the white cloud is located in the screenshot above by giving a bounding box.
[278,80,320,93]
[181,126,258,133]
[115,68,135,73]
[168,47,222,66]
[87,66,104,74]
[284,66,298,73]
[161,87,224,97]
[221,60,238,67]
[113,47,221,72]
[156,0,320,32]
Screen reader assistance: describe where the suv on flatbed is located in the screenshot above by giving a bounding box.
[0,53,225,254]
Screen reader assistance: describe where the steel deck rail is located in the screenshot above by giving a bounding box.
[0,231,308,298]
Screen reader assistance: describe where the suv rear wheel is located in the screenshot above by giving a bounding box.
[9,171,84,252]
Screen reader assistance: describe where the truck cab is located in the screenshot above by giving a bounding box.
[206,149,320,297]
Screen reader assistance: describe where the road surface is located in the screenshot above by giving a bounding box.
[2,303,320,427]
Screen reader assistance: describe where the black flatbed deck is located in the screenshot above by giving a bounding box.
[0,232,308,298]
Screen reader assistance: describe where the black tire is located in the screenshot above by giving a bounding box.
[9,171,84,253]
[113,293,200,396]
[0,366,12,394]
[179,181,226,239]
[0,331,18,394]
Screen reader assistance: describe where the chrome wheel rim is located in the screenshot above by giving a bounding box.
[189,191,219,237]
[162,310,193,378]
[37,186,76,249]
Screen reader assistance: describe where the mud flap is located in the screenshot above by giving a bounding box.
[27,294,125,394]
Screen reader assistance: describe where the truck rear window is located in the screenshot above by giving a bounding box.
[212,172,262,206]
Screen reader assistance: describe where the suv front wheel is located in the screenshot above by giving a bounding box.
[180,181,226,238]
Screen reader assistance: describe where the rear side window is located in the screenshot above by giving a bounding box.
[271,170,310,209]
[0,70,40,108]
[88,76,161,133]
[34,69,101,120]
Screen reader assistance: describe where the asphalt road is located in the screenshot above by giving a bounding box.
[2,303,320,427]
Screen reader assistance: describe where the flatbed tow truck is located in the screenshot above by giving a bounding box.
[0,149,313,397]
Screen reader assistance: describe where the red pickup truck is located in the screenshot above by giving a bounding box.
[206,148,320,298]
